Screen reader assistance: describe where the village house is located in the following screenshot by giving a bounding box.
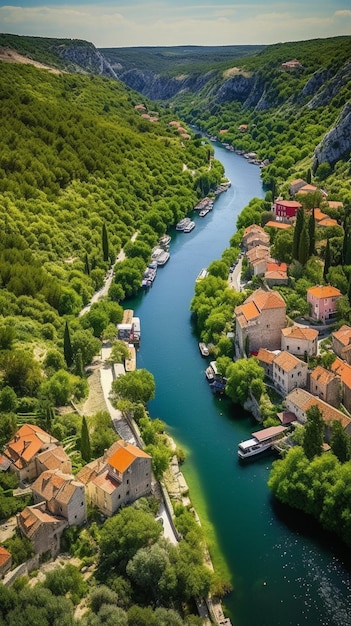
[273,199,302,222]
[285,388,351,438]
[281,325,318,357]
[281,59,303,71]
[272,351,308,395]
[331,358,351,414]
[245,245,271,276]
[264,261,289,287]
[296,183,319,196]
[17,502,67,558]
[3,424,62,483]
[235,288,286,355]
[0,546,12,578]
[77,440,152,517]
[309,365,340,408]
[289,178,307,196]
[307,285,342,323]
[35,446,72,476]
[332,325,351,363]
[242,224,270,250]
[31,469,86,526]
[257,348,276,379]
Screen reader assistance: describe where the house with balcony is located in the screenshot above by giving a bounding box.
[3,424,63,482]
[309,365,340,408]
[77,440,152,517]
[307,285,342,323]
[272,351,308,395]
[281,325,318,357]
[235,288,286,355]
[31,469,86,527]
[285,388,351,438]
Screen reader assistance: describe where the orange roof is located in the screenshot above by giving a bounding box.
[310,365,337,386]
[4,424,57,469]
[0,546,11,567]
[239,301,259,322]
[273,351,304,372]
[93,470,119,495]
[297,184,318,194]
[317,217,338,228]
[243,224,265,236]
[281,326,318,340]
[108,442,150,474]
[275,200,302,208]
[332,325,351,347]
[314,208,328,221]
[286,388,351,429]
[290,178,306,186]
[331,357,351,389]
[251,289,286,311]
[219,129,228,134]
[307,285,342,299]
[257,348,276,364]
[327,201,343,209]
[266,262,287,272]
[265,221,291,229]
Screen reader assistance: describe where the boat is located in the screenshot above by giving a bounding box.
[184,220,195,233]
[199,342,209,357]
[205,365,215,382]
[176,217,191,231]
[151,247,170,265]
[196,268,208,282]
[238,425,287,460]
[159,234,171,248]
[199,209,209,217]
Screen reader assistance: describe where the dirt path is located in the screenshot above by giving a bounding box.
[0,47,63,74]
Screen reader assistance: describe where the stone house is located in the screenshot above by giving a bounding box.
[17,503,67,558]
[309,365,340,408]
[272,351,308,395]
[35,446,72,476]
[31,469,86,526]
[77,440,152,517]
[332,325,351,360]
[307,285,342,323]
[331,358,351,414]
[281,325,318,357]
[235,288,286,355]
[285,388,351,438]
[257,348,276,379]
[0,546,12,578]
[242,225,270,250]
[289,179,307,196]
[3,424,61,482]
[265,261,288,287]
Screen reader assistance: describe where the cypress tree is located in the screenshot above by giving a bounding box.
[348,274,351,306]
[308,208,315,256]
[81,416,91,463]
[74,349,84,378]
[84,252,90,276]
[344,229,351,266]
[298,223,309,266]
[293,207,304,260]
[323,238,331,282]
[306,168,312,184]
[303,405,324,460]
[63,321,73,368]
[102,223,109,262]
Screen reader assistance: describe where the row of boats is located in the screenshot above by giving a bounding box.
[176,217,196,232]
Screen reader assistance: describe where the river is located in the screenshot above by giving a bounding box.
[129,143,351,626]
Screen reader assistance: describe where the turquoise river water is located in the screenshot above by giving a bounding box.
[129,142,351,626]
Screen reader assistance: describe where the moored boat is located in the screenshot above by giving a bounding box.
[199,209,209,217]
[159,234,171,248]
[176,217,191,231]
[199,342,209,357]
[238,425,287,460]
[184,220,195,233]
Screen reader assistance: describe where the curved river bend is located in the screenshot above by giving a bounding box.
[129,143,351,626]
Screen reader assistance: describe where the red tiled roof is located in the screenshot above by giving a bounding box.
[251,289,286,311]
[281,326,318,340]
[332,325,351,347]
[257,348,276,364]
[273,351,305,372]
[275,200,302,208]
[4,424,57,469]
[307,285,342,299]
[265,221,291,229]
[0,546,11,567]
[331,357,351,389]
[108,442,150,473]
[310,365,337,386]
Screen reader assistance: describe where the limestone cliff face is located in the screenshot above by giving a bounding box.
[306,60,351,109]
[313,103,351,168]
[118,69,214,100]
[52,41,118,78]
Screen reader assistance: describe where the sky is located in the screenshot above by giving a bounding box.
[0,1,350,48]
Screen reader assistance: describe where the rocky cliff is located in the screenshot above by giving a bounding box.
[313,102,351,168]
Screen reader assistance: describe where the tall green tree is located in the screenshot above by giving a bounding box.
[298,223,309,266]
[63,320,73,368]
[292,207,304,260]
[102,222,109,262]
[81,415,91,463]
[308,208,315,256]
[303,405,324,460]
[323,238,331,282]
[84,252,90,276]
[330,420,351,463]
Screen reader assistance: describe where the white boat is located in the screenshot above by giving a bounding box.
[151,248,170,265]
[196,268,208,282]
[199,209,209,217]
[184,220,195,233]
[199,342,209,357]
[176,217,191,231]
[238,425,287,460]
[159,234,171,248]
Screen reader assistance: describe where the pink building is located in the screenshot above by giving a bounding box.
[307,285,342,322]
[273,200,302,221]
